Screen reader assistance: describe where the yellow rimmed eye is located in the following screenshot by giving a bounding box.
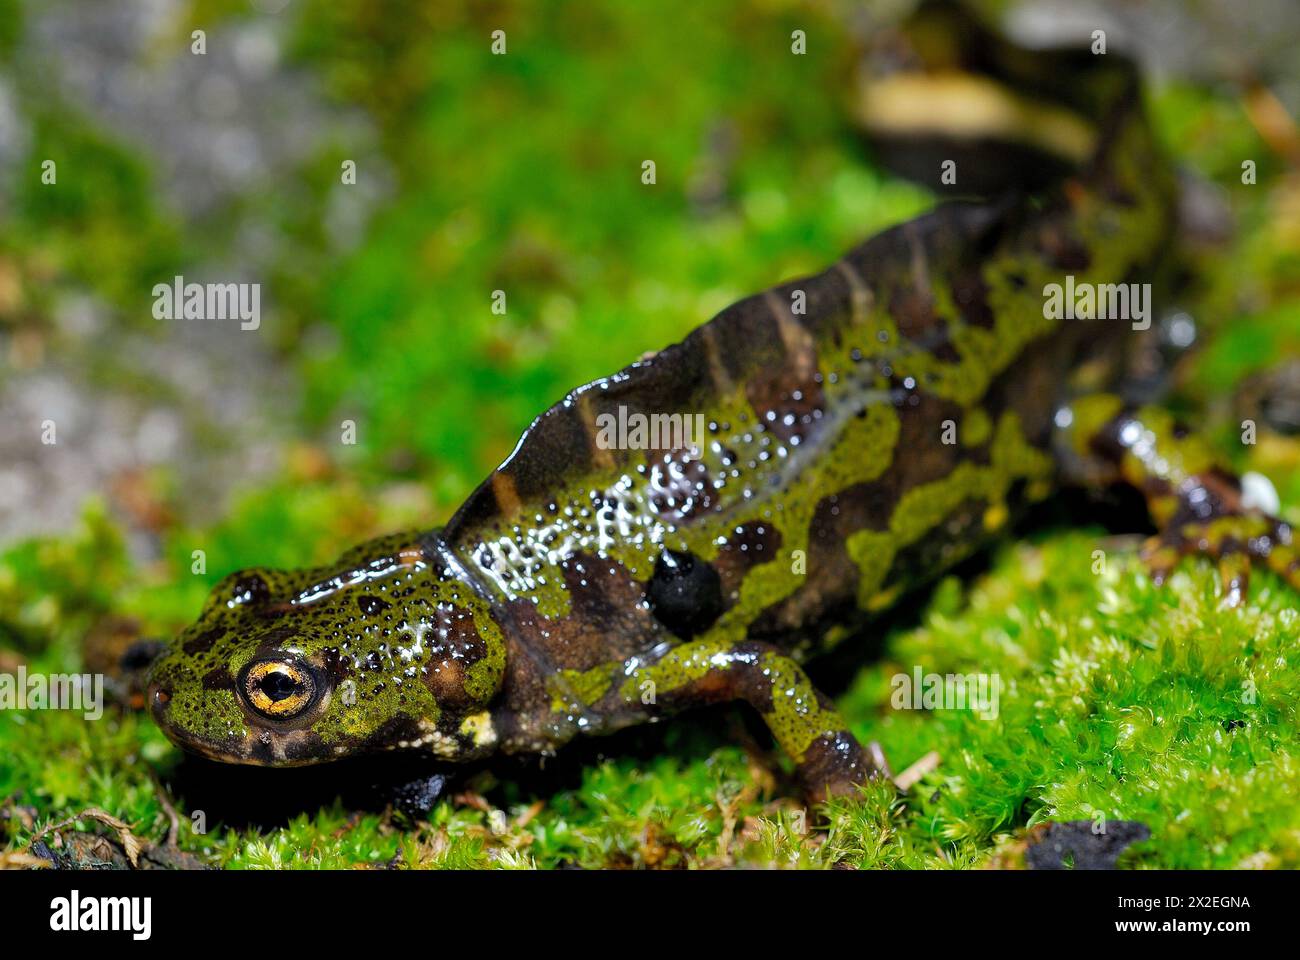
[242,660,316,719]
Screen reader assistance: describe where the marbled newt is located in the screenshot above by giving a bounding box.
[147,3,1295,803]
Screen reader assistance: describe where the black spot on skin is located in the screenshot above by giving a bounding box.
[647,549,724,639]
[357,594,391,616]
[321,646,352,683]
[229,573,271,607]
[201,665,233,690]
[183,626,224,655]
[249,623,301,654]
[950,268,994,329]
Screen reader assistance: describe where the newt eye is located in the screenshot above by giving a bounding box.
[240,659,317,720]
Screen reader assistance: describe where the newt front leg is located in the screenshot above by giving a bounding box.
[634,639,888,801]
[592,638,889,802]
[1062,393,1297,604]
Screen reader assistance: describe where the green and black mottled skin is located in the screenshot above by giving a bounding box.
[148,4,1297,802]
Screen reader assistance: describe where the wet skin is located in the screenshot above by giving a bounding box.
[148,5,1297,802]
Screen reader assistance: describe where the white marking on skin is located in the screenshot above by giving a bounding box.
[469,472,672,600]
[459,335,895,607]
[396,619,430,661]
[291,555,428,606]
[384,717,468,759]
[459,710,498,751]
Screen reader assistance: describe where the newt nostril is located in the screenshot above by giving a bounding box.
[150,683,171,712]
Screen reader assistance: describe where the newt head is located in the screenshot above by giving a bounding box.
[147,532,507,767]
